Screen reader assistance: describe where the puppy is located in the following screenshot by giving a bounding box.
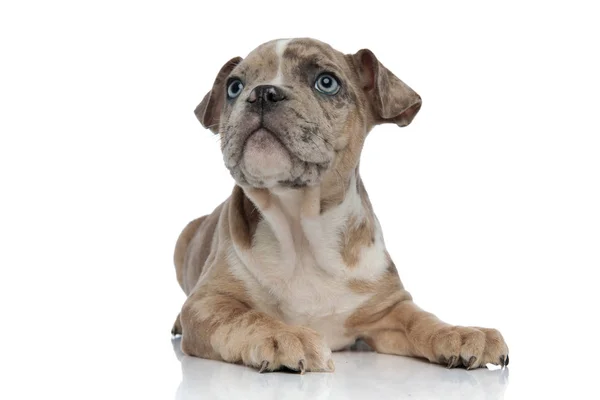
[172,38,508,373]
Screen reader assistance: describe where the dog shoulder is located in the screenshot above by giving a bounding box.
[175,200,227,295]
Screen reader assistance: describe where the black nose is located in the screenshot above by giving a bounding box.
[247,85,286,104]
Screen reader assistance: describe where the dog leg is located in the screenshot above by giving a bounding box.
[180,293,335,373]
[362,301,508,369]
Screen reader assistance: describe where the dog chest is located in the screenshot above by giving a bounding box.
[226,182,389,349]
[233,222,371,349]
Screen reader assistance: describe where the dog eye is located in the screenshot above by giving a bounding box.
[227,79,244,99]
[314,73,340,95]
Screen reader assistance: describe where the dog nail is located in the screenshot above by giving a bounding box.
[259,360,269,373]
[447,356,458,369]
[505,355,509,366]
[500,356,508,367]
[327,359,335,372]
[298,359,306,374]
[466,356,477,370]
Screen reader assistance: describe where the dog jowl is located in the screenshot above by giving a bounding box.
[172,38,508,373]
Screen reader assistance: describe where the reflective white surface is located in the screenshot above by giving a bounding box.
[172,338,508,400]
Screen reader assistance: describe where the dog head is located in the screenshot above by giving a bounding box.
[195,38,421,190]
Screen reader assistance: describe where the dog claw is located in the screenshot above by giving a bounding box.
[505,355,510,366]
[327,359,335,372]
[447,356,458,369]
[500,355,510,368]
[259,361,269,373]
[466,356,477,370]
[298,359,306,374]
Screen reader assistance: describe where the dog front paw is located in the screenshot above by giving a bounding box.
[246,327,334,374]
[431,326,509,369]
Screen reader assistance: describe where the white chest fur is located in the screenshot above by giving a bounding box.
[228,177,389,350]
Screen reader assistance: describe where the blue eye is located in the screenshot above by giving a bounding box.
[314,73,340,95]
[227,79,244,99]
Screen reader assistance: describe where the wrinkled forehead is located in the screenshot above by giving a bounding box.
[231,38,349,85]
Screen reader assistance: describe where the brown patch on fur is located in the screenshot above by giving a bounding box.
[345,254,408,331]
[340,215,375,267]
[228,186,262,249]
[319,195,344,214]
[347,279,376,294]
[243,195,260,240]
[339,176,377,267]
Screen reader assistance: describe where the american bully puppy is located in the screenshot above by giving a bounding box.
[172,38,508,373]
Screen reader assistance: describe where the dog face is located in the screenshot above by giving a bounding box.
[195,38,422,189]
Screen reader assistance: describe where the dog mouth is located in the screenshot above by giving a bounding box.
[241,128,293,181]
[276,178,312,189]
[225,128,328,189]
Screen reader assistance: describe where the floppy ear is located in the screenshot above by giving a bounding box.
[194,56,243,133]
[352,49,421,127]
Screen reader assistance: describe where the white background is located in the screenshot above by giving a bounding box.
[1,1,598,399]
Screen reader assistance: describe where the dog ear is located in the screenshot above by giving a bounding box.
[194,57,243,133]
[351,49,421,127]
